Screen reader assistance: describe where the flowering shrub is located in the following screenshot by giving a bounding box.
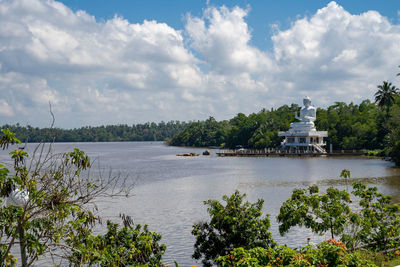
[215,240,376,267]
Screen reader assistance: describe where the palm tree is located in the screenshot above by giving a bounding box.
[374,81,399,115]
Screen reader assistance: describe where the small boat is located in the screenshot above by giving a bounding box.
[203,150,211,156]
[176,153,200,157]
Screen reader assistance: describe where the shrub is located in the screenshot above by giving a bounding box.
[68,220,166,266]
[215,240,377,267]
[192,191,275,266]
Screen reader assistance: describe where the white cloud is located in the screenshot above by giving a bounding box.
[0,99,13,116]
[186,5,275,74]
[0,0,400,127]
[332,49,358,63]
[0,0,203,127]
[270,1,400,104]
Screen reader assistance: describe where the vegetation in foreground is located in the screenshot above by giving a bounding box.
[0,130,165,267]
[194,184,400,267]
[192,191,275,266]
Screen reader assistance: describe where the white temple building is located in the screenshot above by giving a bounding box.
[278,97,328,154]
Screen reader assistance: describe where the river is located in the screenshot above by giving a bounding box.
[1,141,400,266]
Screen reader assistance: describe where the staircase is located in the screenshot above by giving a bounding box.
[312,144,327,154]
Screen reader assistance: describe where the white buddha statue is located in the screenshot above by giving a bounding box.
[290,96,316,130]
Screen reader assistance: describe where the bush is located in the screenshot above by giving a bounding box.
[192,191,275,266]
[277,185,352,240]
[215,239,377,267]
[68,219,166,266]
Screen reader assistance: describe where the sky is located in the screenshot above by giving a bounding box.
[0,0,399,128]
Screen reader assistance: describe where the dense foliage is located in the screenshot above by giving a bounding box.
[194,184,400,267]
[168,117,230,147]
[350,182,400,251]
[0,121,187,142]
[215,240,376,267]
[385,104,400,165]
[192,191,275,267]
[169,105,297,149]
[67,220,165,266]
[170,99,391,151]
[277,180,400,252]
[277,185,352,240]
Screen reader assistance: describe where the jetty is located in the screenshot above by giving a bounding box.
[216,148,364,157]
[176,153,200,157]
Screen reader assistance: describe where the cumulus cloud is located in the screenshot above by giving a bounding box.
[0,0,400,127]
[186,6,275,74]
[0,0,204,127]
[271,2,400,104]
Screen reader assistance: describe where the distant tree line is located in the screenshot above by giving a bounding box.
[0,121,188,143]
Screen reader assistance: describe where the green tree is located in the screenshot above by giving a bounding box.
[277,185,352,239]
[192,191,275,267]
[385,105,400,166]
[277,171,400,251]
[374,81,399,115]
[67,218,165,266]
[0,129,134,266]
[351,182,400,251]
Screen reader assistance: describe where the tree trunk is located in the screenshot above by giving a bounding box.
[18,224,28,267]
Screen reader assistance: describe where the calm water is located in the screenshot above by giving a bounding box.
[2,142,400,266]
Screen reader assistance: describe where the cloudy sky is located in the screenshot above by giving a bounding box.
[0,0,399,128]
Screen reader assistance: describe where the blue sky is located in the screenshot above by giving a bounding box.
[58,0,400,49]
[0,0,399,128]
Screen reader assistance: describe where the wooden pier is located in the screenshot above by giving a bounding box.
[216,148,365,157]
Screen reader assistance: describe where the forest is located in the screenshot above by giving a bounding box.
[169,100,385,150]
[0,121,187,142]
